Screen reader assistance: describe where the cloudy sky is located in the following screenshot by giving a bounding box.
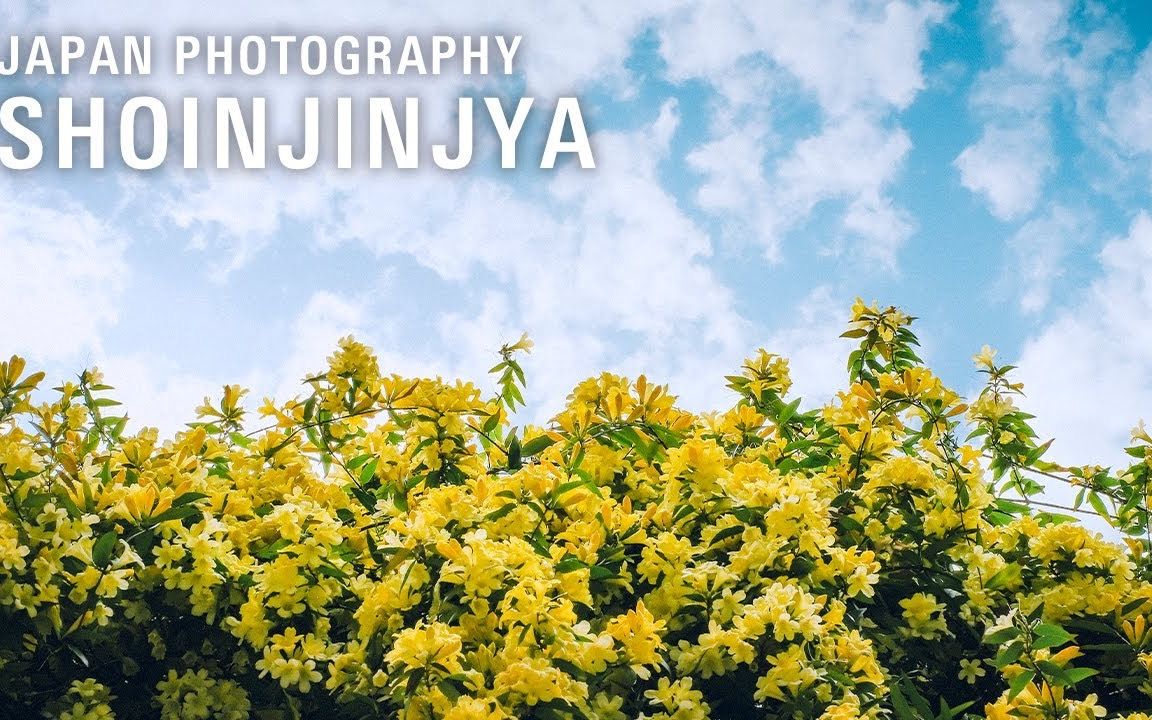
[3,0,1152,496]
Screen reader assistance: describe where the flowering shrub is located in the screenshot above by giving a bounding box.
[3,302,1152,719]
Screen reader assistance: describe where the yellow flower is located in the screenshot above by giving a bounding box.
[973,345,997,370]
[606,601,666,678]
[4,310,1152,718]
[384,622,464,676]
[899,592,948,639]
[958,658,985,683]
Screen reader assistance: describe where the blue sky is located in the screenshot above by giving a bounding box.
[4,0,1152,493]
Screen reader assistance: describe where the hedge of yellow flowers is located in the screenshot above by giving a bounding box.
[4,303,1152,719]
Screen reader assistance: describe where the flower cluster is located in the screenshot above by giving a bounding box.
[2,308,1152,719]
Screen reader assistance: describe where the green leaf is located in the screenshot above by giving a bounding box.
[92,530,119,568]
[316,563,348,580]
[1062,667,1098,685]
[65,642,90,667]
[228,431,252,448]
[553,478,591,498]
[709,524,745,547]
[346,454,372,470]
[994,640,1024,669]
[984,626,1020,645]
[481,412,501,434]
[149,505,202,525]
[171,491,208,507]
[1036,660,1070,685]
[253,538,291,560]
[888,683,916,720]
[1008,669,1035,699]
[777,397,802,425]
[553,557,587,573]
[1087,491,1110,519]
[359,458,379,485]
[985,563,1021,590]
[899,679,933,719]
[484,502,518,522]
[507,435,522,470]
[1032,623,1074,650]
[588,565,616,581]
[350,485,377,512]
[437,679,462,702]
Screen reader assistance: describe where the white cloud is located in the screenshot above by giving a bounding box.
[1017,212,1152,468]
[1004,204,1089,313]
[96,353,221,436]
[779,119,910,202]
[842,196,914,260]
[762,287,854,405]
[690,112,916,264]
[660,0,949,115]
[0,179,129,362]
[953,0,1067,220]
[955,123,1052,222]
[989,0,1071,78]
[325,101,731,336]
[579,287,855,421]
[163,171,340,275]
[1105,45,1152,156]
[955,0,1124,220]
[665,1,944,264]
[777,117,915,263]
[687,125,777,256]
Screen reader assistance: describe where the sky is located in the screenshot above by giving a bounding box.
[4,0,1152,511]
